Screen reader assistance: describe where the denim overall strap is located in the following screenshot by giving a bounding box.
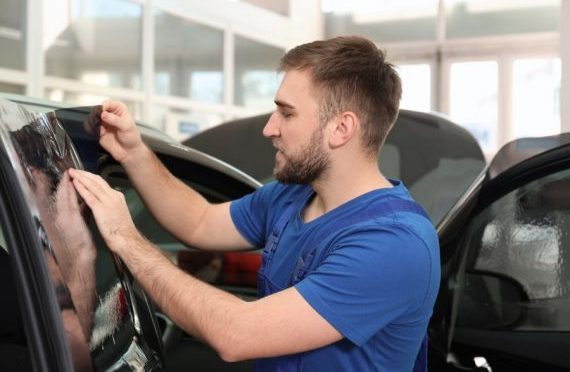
[288,198,431,372]
[258,186,314,298]
[254,186,314,372]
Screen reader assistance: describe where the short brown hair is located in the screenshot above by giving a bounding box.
[279,36,402,156]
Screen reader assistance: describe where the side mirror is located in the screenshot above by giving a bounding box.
[456,270,527,329]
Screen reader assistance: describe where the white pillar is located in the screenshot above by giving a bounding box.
[26,0,44,97]
[561,0,570,132]
[288,0,324,48]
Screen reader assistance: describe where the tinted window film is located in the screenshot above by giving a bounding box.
[458,168,570,331]
[1,100,162,370]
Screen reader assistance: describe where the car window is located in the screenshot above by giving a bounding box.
[107,172,260,298]
[1,101,163,370]
[457,167,570,332]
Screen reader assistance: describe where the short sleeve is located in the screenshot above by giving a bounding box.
[230,181,299,247]
[294,224,433,346]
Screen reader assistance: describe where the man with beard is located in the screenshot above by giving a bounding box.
[70,36,440,371]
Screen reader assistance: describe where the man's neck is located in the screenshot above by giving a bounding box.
[302,160,392,223]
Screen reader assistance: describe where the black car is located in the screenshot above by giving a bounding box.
[1,94,570,372]
[0,95,259,372]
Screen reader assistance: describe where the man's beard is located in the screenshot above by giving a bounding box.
[273,128,330,184]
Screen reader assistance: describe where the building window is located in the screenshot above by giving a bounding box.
[44,0,143,90]
[154,11,224,104]
[0,0,26,70]
[512,58,561,138]
[234,36,283,111]
[450,61,498,152]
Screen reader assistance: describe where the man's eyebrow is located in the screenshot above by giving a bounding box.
[274,100,295,110]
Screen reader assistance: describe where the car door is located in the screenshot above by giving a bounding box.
[0,100,165,371]
[435,135,570,371]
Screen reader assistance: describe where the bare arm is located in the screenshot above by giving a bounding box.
[118,235,341,361]
[99,101,251,251]
[69,170,342,360]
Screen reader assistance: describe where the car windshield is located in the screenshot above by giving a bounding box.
[185,110,487,226]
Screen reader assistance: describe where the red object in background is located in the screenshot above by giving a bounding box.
[177,250,261,288]
[222,252,261,288]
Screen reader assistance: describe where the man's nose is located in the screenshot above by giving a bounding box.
[262,113,280,138]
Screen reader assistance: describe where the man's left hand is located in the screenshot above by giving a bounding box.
[69,168,140,254]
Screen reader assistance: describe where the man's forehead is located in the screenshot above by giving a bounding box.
[275,70,319,105]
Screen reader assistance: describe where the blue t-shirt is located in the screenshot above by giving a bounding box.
[230,180,440,371]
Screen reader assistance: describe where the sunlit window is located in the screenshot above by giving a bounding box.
[512,58,561,138]
[323,0,438,42]
[0,0,26,70]
[234,36,283,111]
[153,106,223,142]
[154,11,224,104]
[446,0,560,38]
[44,0,143,90]
[397,64,431,112]
[450,61,498,152]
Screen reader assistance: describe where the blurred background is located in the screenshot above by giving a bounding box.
[0,0,568,158]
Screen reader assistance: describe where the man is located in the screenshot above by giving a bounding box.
[70,36,440,371]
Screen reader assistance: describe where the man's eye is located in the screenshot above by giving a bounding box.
[281,111,293,118]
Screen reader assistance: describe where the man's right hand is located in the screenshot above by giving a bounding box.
[100,100,146,164]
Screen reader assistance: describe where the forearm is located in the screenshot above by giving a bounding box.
[116,233,250,360]
[119,145,212,247]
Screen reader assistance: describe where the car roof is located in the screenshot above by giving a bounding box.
[0,95,261,191]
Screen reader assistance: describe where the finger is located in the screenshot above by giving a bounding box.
[100,111,130,131]
[68,169,110,199]
[102,100,126,115]
[72,177,100,210]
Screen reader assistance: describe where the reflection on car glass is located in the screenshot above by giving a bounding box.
[0,99,156,371]
[3,99,96,371]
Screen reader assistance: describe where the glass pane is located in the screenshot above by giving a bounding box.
[323,0,438,42]
[154,11,224,103]
[459,168,570,331]
[153,106,223,142]
[450,61,498,152]
[512,58,561,138]
[45,88,143,121]
[240,0,289,16]
[108,174,260,294]
[0,0,25,70]
[44,0,142,90]
[446,0,560,39]
[234,36,283,110]
[397,64,431,112]
[0,82,25,94]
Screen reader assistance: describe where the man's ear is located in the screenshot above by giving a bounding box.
[328,111,358,149]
